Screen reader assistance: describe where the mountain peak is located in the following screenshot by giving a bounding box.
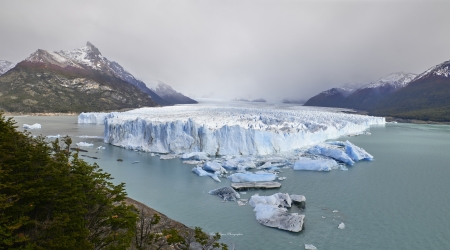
[414,60,450,81]
[0,60,16,75]
[85,41,101,56]
[361,72,417,89]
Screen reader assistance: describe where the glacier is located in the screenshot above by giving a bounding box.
[78,104,384,156]
[78,112,110,124]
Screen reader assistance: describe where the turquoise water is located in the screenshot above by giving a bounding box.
[12,116,450,249]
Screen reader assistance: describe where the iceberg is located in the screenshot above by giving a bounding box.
[101,105,384,156]
[249,193,292,208]
[208,187,240,201]
[46,134,61,138]
[23,123,41,129]
[203,161,227,174]
[191,166,221,182]
[305,244,317,250]
[293,157,338,171]
[290,194,306,203]
[181,152,209,161]
[76,142,94,147]
[228,172,277,183]
[344,140,373,161]
[250,193,304,232]
[308,145,354,165]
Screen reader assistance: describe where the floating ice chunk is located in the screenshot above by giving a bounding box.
[228,172,277,183]
[191,166,221,182]
[76,142,93,147]
[46,134,61,138]
[278,177,286,181]
[182,160,204,165]
[308,145,354,165]
[290,194,306,203]
[203,161,227,174]
[293,157,338,171]
[344,140,373,161]
[249,193,292,208]
[208,187,240,201]
[78,135,104,139]
[338,222,345,229]
[253,203,304,232]
[222,159,238,169]
[159,154,178,160]
[23,123,41,129]
[305,244,317,250]
[96,146,106,150]
[339,165,348,171]
[181,152,209,161]
[333,210,339,213]
[237,199,248,206]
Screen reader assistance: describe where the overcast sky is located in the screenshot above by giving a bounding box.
[1,0,450,101]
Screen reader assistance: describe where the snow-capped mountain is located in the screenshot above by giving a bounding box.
[0,60,15,75]
[24,42,195,105]
[305,72,416,110]
[303,82,366,107]
[146,80,197,105]
[371,60,450,121]
[0,43,160,113]
[413,60,450,81]
[359,72,417,89]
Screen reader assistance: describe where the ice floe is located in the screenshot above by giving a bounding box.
[308,145,354,165]
[181,152,209,161]
[23,123,41,129]
[293,157,338,171]
[191,166,221,182]
[250,193,304,232]
[228,172,277,183]
[208,187,240,201]
[76,142,94,147]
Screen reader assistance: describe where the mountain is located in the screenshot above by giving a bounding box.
[371,61,450,121]
[342,72,417,110]
[146,80,197,105]
[0,43,158,113]
[303,82,364,107]
[0,60,15,75]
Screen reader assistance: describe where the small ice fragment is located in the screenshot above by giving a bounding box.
[76,142,94,147]
[47,134,60,138]
[23,123,41,129]
[305,244,317,249]
[322,216,326,219]
[96,146,105,150]
[333,210,339,213]
[338,222,345,229]
[240,192,247,194]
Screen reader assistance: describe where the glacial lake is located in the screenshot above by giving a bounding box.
[11,115,450,250]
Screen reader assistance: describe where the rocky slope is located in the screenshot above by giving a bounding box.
[0,60,15,75]
[146,80,197,105]
[371,61,450,121]
[0,43,158,113]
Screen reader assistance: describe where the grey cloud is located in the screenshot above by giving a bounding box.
[1,0,449,101]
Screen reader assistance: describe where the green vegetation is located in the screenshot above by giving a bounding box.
[0,62,157,113]
[0,113,228,250]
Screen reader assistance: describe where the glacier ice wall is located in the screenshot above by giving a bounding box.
[80,105,385,156]
[78,112,112,124]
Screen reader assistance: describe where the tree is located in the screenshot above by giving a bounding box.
[0,112,137,249]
